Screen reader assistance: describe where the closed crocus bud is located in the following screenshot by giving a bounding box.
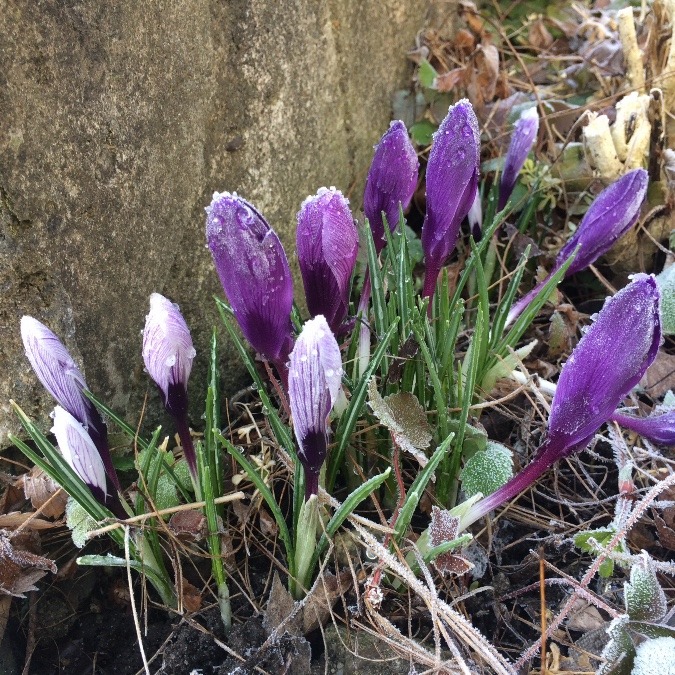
[422,99,480,299]
[288,315,342,499]
[52,405,108,507]
[21,316,120,492]
[498,106,539,211]
[506,169,649,326]
[297,188,358,334]
[142,293,197,477]
[462,275,661,529]
[363,120,419,253]
[611,409,675,446]
[206,192,294,372]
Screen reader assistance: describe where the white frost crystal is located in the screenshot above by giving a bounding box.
[632,637,675,675]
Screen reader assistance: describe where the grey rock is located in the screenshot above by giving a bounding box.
[0,0,429,444]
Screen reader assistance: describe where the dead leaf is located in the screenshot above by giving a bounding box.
[566,598,605,631]
[466,45,499,111]
[22,467,67,518]
[180,577,202,613]
[264,573,302,636]
[454,28,475,54]
[529,19,554,51]
[654,510,675,550]
[169,509,207,542]
[302,571,350,634]
[436,67,467,93]
[640,350,675,399]
[259,507,278,537]
[429,506,474,576]
[0,530,56,597]
[0,512,55,530]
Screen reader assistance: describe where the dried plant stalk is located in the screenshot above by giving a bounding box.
[618,8,646,92]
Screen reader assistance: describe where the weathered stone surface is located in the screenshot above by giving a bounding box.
[0,0,427,444]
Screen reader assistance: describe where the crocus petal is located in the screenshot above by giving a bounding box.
[142,293,196,416]
[52,405,107,505]
[498,106,539,211]
[467,191,483,241]
[297,188,358,333]
[611,409,675,446]
[556,168,648,276]
[363,120,419,253]
[421,99,480,298]
[206,192,294,365]
[21,316,95,431]
[288,315,342,498]
[505,168,649,327]
[462,274,661,529]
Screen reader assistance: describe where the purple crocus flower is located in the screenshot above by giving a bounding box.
[506,168,648,326]
[461,274,661,530]
[498,106,539,211]
[206,192,294,379]
[297,188,358,334]
[288,315,342,500]
[421,99,480,299]
[611,409,675,446]
[142,293,198,476]
[363,120,419,253]
[52,405,108,506]
[21,316,121,492]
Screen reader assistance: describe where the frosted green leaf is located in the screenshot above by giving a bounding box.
[66,497,99,549]
[656,265,675,335]
[598,615,634,675]
[624,553,667,622]
[155,472,179,514]
[481,340,537,392]
[632,637,675,675]
[460,441,513,498]
[573,526,625,577]
[172,459,193,492]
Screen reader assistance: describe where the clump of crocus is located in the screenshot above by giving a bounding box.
[21,316,121,494]
[459,274,661,530]
[52,405,108,506]
[421,99,480,299]
[506,168,648,326]
[288,314,343,499]
[498,106,539,211]
[206,192,294,384]
[297,187,358,334]
[363,120,419,253]
[142,293,198,477]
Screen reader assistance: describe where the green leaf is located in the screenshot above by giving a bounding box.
[410,119,437,146]
[624,554,667,622]
[460,441,513,498]
[656,265,675,335]
[418,59,438,89]
[66,498,99,549]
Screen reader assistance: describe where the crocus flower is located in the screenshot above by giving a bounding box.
[297,188,358,334]
[498,106,539,211]
[460,274,661,530]
[51,405,108,509]
[467,191,483,241]
[611,409,675,446]
[142,293,197,476]
[21,316,120,492]
[363,120,419,253]
[421,99,480,299]
[206,192,294,378]
[506,168,648,326]
[288,315,342,499]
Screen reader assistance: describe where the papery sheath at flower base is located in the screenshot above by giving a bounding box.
[297,188,358,334]
[498,106,539,211]
[459,274,661,531]
[363,120,419,254]
[421,99,480,300]
[206,192,294,384]
[142,293,198,477]
[611,409,675,446]
[506,168,648,326]
[288,315,343,500]
[21,316,121,492]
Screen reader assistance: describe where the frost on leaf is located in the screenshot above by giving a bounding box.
[624,552,667,622]
[632,637,675,675]
[0,529,57,597]
[368,379,432,468]
[429,506,474,576]
[460,441,513,498]
[66,498,99,549]
[656,265,675,335]
[598,615,634,675]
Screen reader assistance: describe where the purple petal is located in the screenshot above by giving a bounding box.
[142,293,196,414]
[288,315,342,498]
[611,409,675,446]
[206,192,294,364]
[52,405,107,504]
[556,169,648,276]
[422,99,480,297]
[498,106,539,211]
[363,121,419,253]
[297,188,359,333]
[547,273,661,453]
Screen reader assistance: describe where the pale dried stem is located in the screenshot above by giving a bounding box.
[618,8,646,92]
[583,114,623,179]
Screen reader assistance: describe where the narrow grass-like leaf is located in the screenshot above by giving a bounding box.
[364,219,389,348]
[423,533,473,564]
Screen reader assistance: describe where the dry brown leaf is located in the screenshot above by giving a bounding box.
[566,598,605,631]
[654,510,675,550]
[436,67,467,93]
[0,512,55,530]
[640,350,675,399]
[180,577,202,613]
[22,467,67,518]
[0,530,56,597]
[454,28,476,54]
[169,509,207,542]
[529,19,554,51]
[466,45,499,110]
[429,506,474,576]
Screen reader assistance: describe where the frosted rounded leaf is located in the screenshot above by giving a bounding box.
[633,637,675,675]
